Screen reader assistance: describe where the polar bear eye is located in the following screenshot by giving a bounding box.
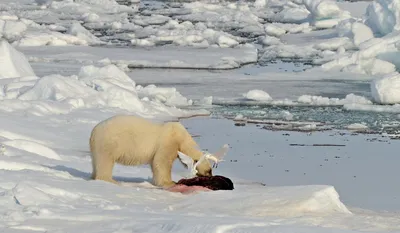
[193,160,198,163]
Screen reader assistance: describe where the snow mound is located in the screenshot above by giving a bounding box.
[365,0,400,36]
[0,40,35,79]
[78,64,136,92]
[14,68,144,112]
[371,72,400,104]
[171,185,351,217]
[243,89,272,101]
[18,74,96,102]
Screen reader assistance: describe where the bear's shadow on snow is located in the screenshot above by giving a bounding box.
[46,165,152,183]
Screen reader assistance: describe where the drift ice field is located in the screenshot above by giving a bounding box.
[1,0,400,232]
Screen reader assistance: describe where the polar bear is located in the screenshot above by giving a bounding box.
[89,114,213,188]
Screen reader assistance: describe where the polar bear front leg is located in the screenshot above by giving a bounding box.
[151,149,176,188]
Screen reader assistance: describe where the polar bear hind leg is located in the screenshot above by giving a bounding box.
[91,151,118,184]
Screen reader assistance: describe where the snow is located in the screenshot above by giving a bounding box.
[0,0,400,231]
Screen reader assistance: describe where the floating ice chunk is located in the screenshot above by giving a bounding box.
[243,89,272,101]
[137,84,193,107]
[270,7,310,24]
[217,35,239,48]
[234,114,246,120]
[0,12,18,21]
[174,35,207,47]
[297,93,372,106]
[0,20,28,41]
[287,23,311,34]
[343,93,373,105]
[336,19,374,47]
[371,72,400,104]
[14,31,88,46]
[303,0,343,19]
[81,13,100,23]
[313,37,352,51]
[367,59,396,75]
[346,123,368,130]
[131,38,155,47]
[67,22,103,45]
[365,0,400,36]
[254,0,267,8]
[35,0,53,8]
[259,35,281,46]
[352,22,374,46]
[265,24,286,37]
[303,0,351,29]
[194,96,213,106]
[0,40,35,79]
[344,102,400,113]
[260,44,320,61]
[320,31,399,75]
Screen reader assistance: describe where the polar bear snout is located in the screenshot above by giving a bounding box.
[197,168,212,177]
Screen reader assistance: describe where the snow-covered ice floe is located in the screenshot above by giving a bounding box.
[0,112,400,232]
[18,44,258,70]
[0,40,208,118]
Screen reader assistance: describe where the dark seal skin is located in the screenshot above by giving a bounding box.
[176,175,234,191]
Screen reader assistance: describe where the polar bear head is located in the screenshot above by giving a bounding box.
[193,156,213,177]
